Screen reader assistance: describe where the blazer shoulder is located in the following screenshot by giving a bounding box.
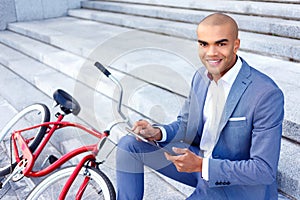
[240,57,281,91]
[250,67,281,92]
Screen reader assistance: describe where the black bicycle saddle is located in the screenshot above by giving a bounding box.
[53,89,81,116]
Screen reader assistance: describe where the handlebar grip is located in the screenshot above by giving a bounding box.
[95,62,111,77]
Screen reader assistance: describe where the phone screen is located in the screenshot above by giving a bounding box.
[125,127,177,156]
[125,127,149,142]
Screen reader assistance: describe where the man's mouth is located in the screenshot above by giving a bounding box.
[207,59,222,66]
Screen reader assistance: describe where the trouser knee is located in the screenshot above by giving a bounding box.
[117,135,139,153]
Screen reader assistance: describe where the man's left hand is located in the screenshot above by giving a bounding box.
[165,147,203,173]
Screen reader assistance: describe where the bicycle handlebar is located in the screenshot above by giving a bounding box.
[94,62,131,129]
[95,62,111,77]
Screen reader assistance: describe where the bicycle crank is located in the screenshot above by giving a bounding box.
[0,159,27,189]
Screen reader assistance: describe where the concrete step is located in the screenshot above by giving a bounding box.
[231,0,300,4]
[68,9,300,62]
[6,16,133,58]
[82,1,300,39]
[79,0,300,62]
[278,139,300,199]
[0,31,187,125]
[95,0,300,20]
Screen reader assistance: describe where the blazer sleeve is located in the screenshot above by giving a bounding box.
[208,87,284,187]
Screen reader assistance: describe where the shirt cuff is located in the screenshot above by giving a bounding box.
[152,125,167,142]
[202,157,209,181]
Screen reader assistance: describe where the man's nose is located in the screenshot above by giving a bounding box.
[207,45,217,56]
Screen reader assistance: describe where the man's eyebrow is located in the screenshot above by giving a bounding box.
[197,39,229,45]
[197,40,208,45]
[215,39,229,44]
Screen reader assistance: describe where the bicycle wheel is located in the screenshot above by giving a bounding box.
[0,103,50,176]
[27,166,116,200]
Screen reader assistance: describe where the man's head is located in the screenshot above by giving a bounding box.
[197,13,240,81]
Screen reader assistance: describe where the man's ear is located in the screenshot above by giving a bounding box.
[234,38,240,53]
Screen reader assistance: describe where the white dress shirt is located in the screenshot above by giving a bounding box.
[202,57,242,180]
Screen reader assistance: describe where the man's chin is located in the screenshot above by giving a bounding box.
[207,68,222,76]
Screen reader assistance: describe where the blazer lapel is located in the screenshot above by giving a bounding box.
[186,68,210,145]
[218,60,252,132]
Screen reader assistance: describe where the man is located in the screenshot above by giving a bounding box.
[116,13,284,199]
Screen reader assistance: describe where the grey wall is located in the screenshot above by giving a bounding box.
[0,0,85,30]
[0,0,17,30]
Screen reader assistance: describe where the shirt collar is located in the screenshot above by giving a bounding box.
[220,56,242,87]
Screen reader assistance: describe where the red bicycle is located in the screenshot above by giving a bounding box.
[0,62,128,199]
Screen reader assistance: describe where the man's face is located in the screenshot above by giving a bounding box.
[197,23,240,81]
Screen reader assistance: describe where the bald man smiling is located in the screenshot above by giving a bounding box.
[116,13,284,200]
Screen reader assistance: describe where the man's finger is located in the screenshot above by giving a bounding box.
[164,152,181,161]
[133,120,149,130]
[172,147,189,155]
[164,152,173,161]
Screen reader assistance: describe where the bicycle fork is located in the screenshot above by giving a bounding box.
[59,154,97,200]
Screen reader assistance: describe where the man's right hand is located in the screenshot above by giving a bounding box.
[132,120,162,141]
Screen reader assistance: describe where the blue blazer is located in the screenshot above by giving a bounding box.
[163,57,284,199]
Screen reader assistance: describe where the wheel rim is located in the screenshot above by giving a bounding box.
[0,104,49,175]
[27,166,115,200]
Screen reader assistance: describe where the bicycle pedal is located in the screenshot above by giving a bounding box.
[48,155,58,164]
[12,172,24,182]
[40,155,59,170]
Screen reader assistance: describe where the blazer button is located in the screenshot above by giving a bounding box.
[215,181,220,185]
[226,181,231,185]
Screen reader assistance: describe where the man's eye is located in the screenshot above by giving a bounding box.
[218,43,226,47]
[199,42,207,47]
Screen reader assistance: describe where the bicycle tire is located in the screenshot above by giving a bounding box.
[0,103,50,176]
[27,165,116,200]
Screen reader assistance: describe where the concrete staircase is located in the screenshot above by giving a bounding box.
[0,0,299,199]
[74,0,300,62]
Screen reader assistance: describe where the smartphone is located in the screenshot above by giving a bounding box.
[125,127,149,142]
[125,127,177,156]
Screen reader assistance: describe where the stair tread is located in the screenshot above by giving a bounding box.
[68,8,300,61]
[96,0,300,19]
[82,0,300,39]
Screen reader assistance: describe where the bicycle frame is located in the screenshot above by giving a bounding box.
[11,112,109,198]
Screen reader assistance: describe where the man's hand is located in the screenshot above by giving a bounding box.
[165,147,203,173]
[132,120,162,141]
